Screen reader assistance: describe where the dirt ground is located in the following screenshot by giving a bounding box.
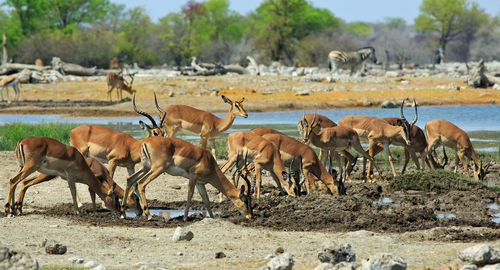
[0,75,500,269]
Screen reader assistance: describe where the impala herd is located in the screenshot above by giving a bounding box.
[4,93,491,221]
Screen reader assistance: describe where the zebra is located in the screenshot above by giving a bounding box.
[0,75,20,103]
[328,46,378,77]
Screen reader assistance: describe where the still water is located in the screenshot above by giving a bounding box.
[1,105,499,131]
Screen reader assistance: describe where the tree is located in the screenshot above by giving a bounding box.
[46,0,113,32]
[414,0,491,63]
[3,0,50,35]
[251,0,339,63]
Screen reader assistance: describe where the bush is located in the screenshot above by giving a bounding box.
[0,123,77,151]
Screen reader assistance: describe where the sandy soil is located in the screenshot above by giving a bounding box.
[0,75,500,269]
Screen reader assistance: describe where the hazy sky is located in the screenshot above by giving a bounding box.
[113,0,500,23]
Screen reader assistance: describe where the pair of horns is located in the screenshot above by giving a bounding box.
[301,113,317,127]
[133,93,166,128]
[400,99,418,125]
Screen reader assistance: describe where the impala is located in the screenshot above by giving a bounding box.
[121,136,253,221]
[156,95,248,157]
[5,137,120,216]
[298,113,357,173]
[106,72,136,101]
[1,75,20,103]
[70,95,165,178]
[337,101,418,177]
[12,156,139,215]
[251,127,345,195]
[221,131,295,199]
[370,117,446,174]
[300,118,384,181]
[424,119,490,180]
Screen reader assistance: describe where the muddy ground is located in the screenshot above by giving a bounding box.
[0,75,499,269]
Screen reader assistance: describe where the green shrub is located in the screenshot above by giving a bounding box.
[0,123,77,151]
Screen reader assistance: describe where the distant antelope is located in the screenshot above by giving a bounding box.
[35,58,43,67]
[106,72,135,101]
[109,57,122,70]
[328,46,378,77]
[0,75,20,103]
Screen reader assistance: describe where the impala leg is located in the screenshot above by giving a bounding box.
[15,174,56,215]
[401,148,410,174]
[382,143,397,177]
[107,86,114,101]
[121,166,147,217]
[89,187,97,212]
[200,137,208,151]
[6,167,37,215]
[196,184,214,218]
[184,176,197,222]
[67,180,81,215]
[135,169,163,220]
[408,148,420,171]
[254,164,263,200]
[457,150,470,178]
[221,154,237,173]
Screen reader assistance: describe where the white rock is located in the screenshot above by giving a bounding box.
[172,227,194,242]
[482,263,500,270]
[84,261,98,268]
[459,244,500,265]
[361,253,406,270]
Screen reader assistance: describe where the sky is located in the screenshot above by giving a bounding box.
[113,0,500,24]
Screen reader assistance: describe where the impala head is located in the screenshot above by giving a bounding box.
[474,160,491,181]
[300,113,321,144]
[236,152,253,219]
[123,73,136,94]
[103,182,121,212]
[397,99,418,145]
[222,95,248,118]
[133,94,165,137]
[328,154,346,195]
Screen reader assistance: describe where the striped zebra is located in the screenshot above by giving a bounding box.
[328,47,378,77]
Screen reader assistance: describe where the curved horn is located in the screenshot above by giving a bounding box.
[312,113,317,125]
[133,94,158,128]
[299,157,305,186]
[154,92,166,127]
[400,99,406,120]
[409,99,418,125]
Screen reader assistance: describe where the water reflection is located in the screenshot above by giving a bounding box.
[124,207,208,219]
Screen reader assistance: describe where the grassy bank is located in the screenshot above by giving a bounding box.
[0,123,77,150]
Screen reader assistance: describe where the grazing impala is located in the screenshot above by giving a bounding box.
[300,118,384,181]
[424,119,490,180]
[338,101,418,177]
[5,137,120,216]
[251,127,345,195]
[298,113,357,173]
[1,75,20,103]
[106,72,136,101]
[70,95,165,178]
[221,131,295,199]
[156,95,248,157]
[12,156,139,215]
[121,136,253,221]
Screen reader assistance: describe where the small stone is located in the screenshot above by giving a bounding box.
[49,224,59,228]
[266,253,294,270]
[275,247,284,255]
[460,264,478,270]
[459,244,500,266]
[39,239,47,247]
[176,252,184,256]
[172,227,194,242]
[215,252,226,259]
[45,241,67,255]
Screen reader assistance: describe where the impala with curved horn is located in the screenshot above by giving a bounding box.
[70,95,164,179]
[155,95,248,157]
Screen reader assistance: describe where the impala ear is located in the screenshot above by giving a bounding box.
[107,182,117,196]
[238,97,246,103]
[221,95,232,105]
[139,120,152,131]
